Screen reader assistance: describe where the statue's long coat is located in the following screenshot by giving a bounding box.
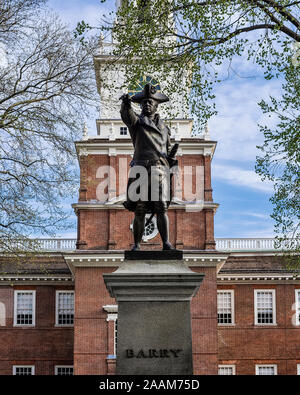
[120,102,173,213]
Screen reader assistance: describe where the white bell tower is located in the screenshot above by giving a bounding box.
[92,1,198,141]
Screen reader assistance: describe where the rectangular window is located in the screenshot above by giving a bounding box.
[56,291,74,326]
[297,364,300,375]
[55,366,74,375]
[14,291,35,326]
[218,365,236,375]
[255,365,277,375]
[295,290,300,325]
[13,366,35,375]
[217,290,234,325]
[120,126,127,135]
[254,290,276,325]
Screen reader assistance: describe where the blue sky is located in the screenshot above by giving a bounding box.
[48,0,278,239]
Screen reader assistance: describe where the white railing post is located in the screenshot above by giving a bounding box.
[214,238,287,251]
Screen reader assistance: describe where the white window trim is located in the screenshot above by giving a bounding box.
[217,290,235,326]
[254,289,276,326]
[297,364,300,375]
[55,290,74,327]
[218,364,236,375]
[103,305,118,357]
[255,364,277,375]
[54,365,74,375]
[295,290,300,326]
[113,319,118,356]
[13,365,35,375]
[13,290,36,327]
[120,126,128,135]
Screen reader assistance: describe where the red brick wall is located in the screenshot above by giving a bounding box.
[0,285,74,375]
[80,153,209,202]
[191,266,218,375]
[218,284,300,375]
[76,152,214,250]
[74,267,118,375]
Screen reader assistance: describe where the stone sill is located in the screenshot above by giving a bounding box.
[217,324,236,327]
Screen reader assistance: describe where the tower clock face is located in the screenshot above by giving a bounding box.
[128,76,161,97]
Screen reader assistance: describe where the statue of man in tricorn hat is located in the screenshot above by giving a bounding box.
[120,83,179,251]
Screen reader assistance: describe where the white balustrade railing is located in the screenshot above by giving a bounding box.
[215,238,277,251]
[35,238,77,251]
[1,238,297,252]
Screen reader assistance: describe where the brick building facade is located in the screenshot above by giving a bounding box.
[218,255,300,375]
[0,256,74,375]
[1,249,299,375]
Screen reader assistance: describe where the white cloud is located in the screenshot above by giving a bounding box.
[212,163,273,192]
[48,0,113,29]
[242,212,271,219]
[224,211,271,220]
[56,231,77,238]
[209,77,282,162]
[239,226,275,238]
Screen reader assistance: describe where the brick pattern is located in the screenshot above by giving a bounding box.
[191,267,218,375]
[0,285,74,375]
[76,152,215,250]
[74,267,118,375]
[218,284,300,375]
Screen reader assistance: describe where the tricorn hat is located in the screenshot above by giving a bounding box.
[131,83,169,104]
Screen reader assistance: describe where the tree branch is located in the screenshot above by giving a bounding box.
[260,0,300,29]
[173,23,288,48]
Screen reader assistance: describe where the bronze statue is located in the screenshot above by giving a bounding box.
[120,83,178,251]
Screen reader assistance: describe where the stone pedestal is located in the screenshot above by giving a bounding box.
[103,252,204,375]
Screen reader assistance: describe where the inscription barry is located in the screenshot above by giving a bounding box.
[125,349,183,358]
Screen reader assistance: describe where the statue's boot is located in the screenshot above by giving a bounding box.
[131,243,140,251]
[157,213,175,251]
[163,241,175,250]
[132,214,145,251]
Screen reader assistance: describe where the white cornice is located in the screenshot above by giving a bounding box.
[96,118,194,125]
[103,304,118,315]
[64,250,229,276]
[65,252,124,276]
[217,273,300,284]
[0,275,73,284]
[103,304,118,322]
[75,140,217,157]
[183,252,229,273]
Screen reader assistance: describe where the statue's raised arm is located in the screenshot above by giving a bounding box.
[120,93,139,129]
[121,83,178,252]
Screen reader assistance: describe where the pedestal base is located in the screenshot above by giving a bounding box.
[103,258,204,375]
[125,249,183,261]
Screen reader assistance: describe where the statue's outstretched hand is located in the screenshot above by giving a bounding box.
[119,93,131,105]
